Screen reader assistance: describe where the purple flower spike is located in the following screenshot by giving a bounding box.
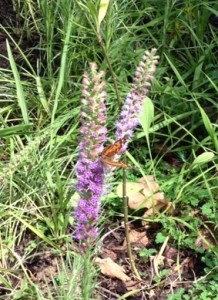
[74,50,159,249]
[115,48,159,147]
[74,62,107,249]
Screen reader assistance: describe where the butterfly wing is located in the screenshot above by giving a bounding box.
[100,139,123,159]
[100,136,128,168]
[102,158,128,168]
[100,136,127,159]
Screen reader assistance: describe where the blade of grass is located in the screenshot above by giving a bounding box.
[51,15,73,122]
[195,101,218,153]
[138,96,154,146]
[0,124,31,137]
[6,40,29,125]
[9,211,62,251]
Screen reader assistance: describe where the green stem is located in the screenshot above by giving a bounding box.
[96,34,121,107]
[123,164,141,280]
[81,250,93,300]
[75,1,121,107]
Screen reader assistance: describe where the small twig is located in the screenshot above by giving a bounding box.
[97,286,120,299]
[122,158,141,280]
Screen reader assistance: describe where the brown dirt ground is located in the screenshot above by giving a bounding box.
[0,0,39,70]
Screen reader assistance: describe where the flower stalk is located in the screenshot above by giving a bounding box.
[115,48,159,278]
[115,48,159,146]
[74,62,107,249]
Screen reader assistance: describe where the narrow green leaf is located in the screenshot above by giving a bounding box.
[191,152,215,167]
[36,76,50,115]
[164,52,187,88]
[6,40,29,125]
[86,1,98,28]
[98,0,110,29]
[138,97,154,141]
[192,55,204,90]
[0,125,31,137]
[196,101,218,152]
[197,103,213,136]
[0,275,12,288]
[9,212,60,250]
[51,16,73,122]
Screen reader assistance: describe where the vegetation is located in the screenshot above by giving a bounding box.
[0,0,217,299]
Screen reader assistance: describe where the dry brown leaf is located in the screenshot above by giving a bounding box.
[142,193,168,217]
[116,176,170,219]
[139,176,159,193]
[125,280,141,290]
[163,245,178,260]
[95,257,131,282]
[101,248,117,260]
[123,229,149,247]
[117,176,161,210]
[195,229,216,249]
[117,182,144,198]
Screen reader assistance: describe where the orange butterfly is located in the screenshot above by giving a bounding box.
[100,136,128,168]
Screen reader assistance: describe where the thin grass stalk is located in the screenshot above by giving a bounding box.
[51,14,73,123]
[81,251,94,300]
[6,40,29,125]
[96,34,121,107]
[122,164,141,280]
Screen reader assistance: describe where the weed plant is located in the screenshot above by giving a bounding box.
[0,0,217,299]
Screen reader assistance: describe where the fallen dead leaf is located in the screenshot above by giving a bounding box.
[125,279,141,290]
[101,248,117,260]
[116,176,171,226]
[195,229,216,250]
[163,245,178,260]
[116,176,167,213]
[123,229,149,247]
[138,176,159,192]
[142,194,168,218]
[95,257,131,282]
